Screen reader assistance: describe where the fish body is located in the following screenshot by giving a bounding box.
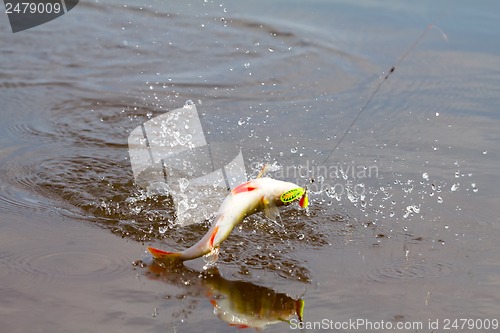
[148,177,308,262]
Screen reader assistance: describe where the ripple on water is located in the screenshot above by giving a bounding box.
[0,183,51,216]
[7,99,145,148]
[0,253,10,280]
[2,246,132,288]
[0,146,70,217]
[363,258,455,283]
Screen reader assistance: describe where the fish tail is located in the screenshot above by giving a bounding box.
[147,246,184,263]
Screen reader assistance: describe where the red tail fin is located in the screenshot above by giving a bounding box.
[147,247,183,262]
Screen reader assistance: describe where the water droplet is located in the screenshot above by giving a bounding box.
[389,211,395,217]
[298,234,305,240]
[483,150,487,155]
[268,47,274,52]
[202,246,219,270]
[437,196,443,203]
[404,205,420,218]
[454,170,460,178]
[238,118,245,126]
[435,112,440,116]
[178,178,189,192]
[290,147,298,153]
[347,190,358,203]
[422,172,429,180]
[184,100,194,108]
[244,62,250,68]
[149,85,153,90]
[451,183,459,192]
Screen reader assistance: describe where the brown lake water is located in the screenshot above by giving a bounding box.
[1,1,500,332]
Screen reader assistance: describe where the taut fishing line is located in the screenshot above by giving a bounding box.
[312,16,449,181]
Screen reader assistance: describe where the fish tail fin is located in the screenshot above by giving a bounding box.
[147,246,184,263]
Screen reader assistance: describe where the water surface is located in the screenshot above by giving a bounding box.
[1,1,500,332]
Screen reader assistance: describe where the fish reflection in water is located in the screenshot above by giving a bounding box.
[145,262,304,330]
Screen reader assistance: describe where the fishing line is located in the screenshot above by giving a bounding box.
[316,18,448,172]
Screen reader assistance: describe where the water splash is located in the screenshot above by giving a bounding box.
[178,178,189,192]
[202,246,219,270]
[183,99,194,108]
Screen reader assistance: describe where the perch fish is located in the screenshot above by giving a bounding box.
[148,176,308,262]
